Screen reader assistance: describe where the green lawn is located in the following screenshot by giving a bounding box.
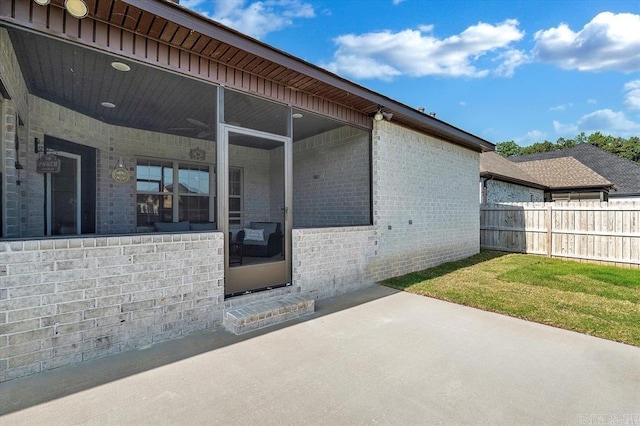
[382,250,640,347]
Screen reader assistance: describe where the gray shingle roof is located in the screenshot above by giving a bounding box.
[510,144,640,196]
[516,157,612,189]
[480,152,546,188]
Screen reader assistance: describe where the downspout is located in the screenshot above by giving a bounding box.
[481,175,493,204]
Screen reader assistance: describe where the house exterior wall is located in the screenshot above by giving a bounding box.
[485,179,544,203]
[371,121,480,277]
[0,28,29,238]
[0,232,224,382]
[291,122,481,300]
[292,226,378,300]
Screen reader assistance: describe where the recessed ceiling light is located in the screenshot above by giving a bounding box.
[101,102,116,108]
[292,113,303,119]
[111,61,131,72]
[65,0,88,18]
[34,0,50,5]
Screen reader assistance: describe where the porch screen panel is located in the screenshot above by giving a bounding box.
[223,89,288,136]
[292,111,371,228]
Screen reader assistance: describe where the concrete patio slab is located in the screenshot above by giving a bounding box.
[1,284,639,425]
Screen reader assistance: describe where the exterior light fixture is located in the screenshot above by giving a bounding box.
[374,107,393,122]
[65,0,88,18]
[111,61,131,72]
[292,113,303,119]
[33,0,89,19]
[101,101,116,108]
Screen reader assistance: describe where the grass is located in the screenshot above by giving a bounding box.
[382,250,640,347]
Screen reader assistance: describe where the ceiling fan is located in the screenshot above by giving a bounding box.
[170,117,215,139]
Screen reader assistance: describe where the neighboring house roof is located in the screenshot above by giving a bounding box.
[480,152,546,189]
[510,144,640,196]
[516,157,613,190]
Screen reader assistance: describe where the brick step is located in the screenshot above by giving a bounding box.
[223,294,315,335]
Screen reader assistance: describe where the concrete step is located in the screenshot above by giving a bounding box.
[223,294,315,335]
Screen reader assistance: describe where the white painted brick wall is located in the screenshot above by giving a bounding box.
[292,226,378,299]
[0,231,224,382]
[292,122,481,298]
[370,121,480,278]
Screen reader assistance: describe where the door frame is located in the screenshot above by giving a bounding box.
[46,151,82,236]
[217,124,293,296]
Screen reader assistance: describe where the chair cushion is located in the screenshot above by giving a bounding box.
[250,221,278,235]
[243,228,264,242]
[154,221,190,232]
[189,222,216,231]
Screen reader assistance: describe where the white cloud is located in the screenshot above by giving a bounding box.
[323,19,525,80]
[184,0,315,39]
[533,12,640,72]
[553,109,640,137]
[624,80,640,110]
[459,101,467,106]
[549,103,573,111]
[494,49,528,77]
[587,99,598,105]
[515,129,547,144]
[392,0,405,4]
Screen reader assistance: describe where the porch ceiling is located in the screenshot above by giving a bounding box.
[8,28,342,143]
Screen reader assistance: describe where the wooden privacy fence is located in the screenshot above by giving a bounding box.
[480,202,640,267]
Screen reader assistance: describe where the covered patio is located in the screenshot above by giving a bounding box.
[1,0,493,381]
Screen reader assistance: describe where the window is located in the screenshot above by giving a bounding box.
[229,167,242,225]
[136,159,211,226]
[178,164,210,222]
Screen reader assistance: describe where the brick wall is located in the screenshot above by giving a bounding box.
[485,179,544,203]
[370,121,480,278]
[1,28,37,238]
[292,226,378,299]
[293,126,370,227]
[0,232,224,382]
[291,122,481,298]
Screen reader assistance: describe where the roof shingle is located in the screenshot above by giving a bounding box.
[510,144,640,196]
[516,157,612,189]
[480,152,545,188]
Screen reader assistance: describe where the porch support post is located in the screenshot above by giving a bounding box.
[217,87,229,284]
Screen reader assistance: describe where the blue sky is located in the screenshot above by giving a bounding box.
[181,0,640,146]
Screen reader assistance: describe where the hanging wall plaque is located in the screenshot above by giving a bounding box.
[36,154,61,173]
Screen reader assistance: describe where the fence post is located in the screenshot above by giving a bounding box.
[545,204,552,257]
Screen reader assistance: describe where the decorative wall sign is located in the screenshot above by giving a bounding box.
[189,147,206,161]
[36,154,61,173]
[112,157,131,183]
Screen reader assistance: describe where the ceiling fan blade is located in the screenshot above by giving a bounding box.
[197,130,215,138]
[186,117,210,128]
